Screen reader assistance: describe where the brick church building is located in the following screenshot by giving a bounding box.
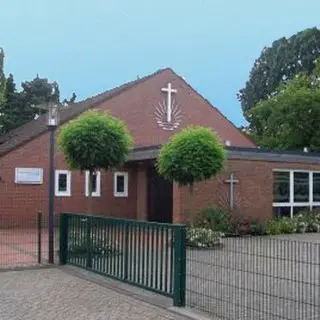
[1,68,320,223]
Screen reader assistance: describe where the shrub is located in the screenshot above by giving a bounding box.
[193,207,233,233]
[68,233,122,256]
[267,218,282,235]
[279,217,296,234]
[186,227,224,248]
[250,218,268,236]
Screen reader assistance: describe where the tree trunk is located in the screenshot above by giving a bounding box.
[186,183,195,225]
[87,171,93,214]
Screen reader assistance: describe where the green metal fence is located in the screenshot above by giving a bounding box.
[59,213,186,306]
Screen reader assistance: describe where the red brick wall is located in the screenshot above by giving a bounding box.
[0,132,137,221]
[0,68,256,221]
[176,159,320,223]
[90,69,255,148]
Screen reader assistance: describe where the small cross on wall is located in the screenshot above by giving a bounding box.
[225,173,239,210]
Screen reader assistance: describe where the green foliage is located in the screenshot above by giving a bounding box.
[68,233,122,256]
[267,212,320,235]
[0,49,76,136]
[193,207,233,234]
[58,110,133,172]
[247,65,320,150]
[0,48,5,105]
[186,227,224,248]
[239,27,320,120]
[193,207,257,236]
[266,218,282,235]
[0,74,71,135]
[250,219,268,236]
[157,126,226,187]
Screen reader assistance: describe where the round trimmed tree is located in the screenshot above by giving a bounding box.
[58,110,133,212]
[157,126,226,222]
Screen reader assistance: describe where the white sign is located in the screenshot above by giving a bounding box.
[15,168,43,184]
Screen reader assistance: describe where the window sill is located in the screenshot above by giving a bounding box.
[55,193,71,197]
[114,193,128,198]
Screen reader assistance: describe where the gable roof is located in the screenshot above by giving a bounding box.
[0,67,255,158]
[0,68,168,158]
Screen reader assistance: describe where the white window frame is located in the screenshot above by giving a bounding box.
[114,172,128,197]
[55,170,71,197]
[272,169,320,217]
[85,171,101,197]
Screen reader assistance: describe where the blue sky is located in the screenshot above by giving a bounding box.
[0,1,319,126]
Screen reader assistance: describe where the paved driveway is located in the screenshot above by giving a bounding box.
[0,228,59,269]
[0,268,188,320]
[187,233,320,320]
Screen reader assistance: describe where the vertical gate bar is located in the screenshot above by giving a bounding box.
[96,218,101,272]
[164,227,170,293]
[146,225,150,287]
[111,220,116,276]
[129,223,133,281]
[173,226,186,307]
[37,211,42,264]
[132,222,137,283]
[155,225,159,290]
[105,220,110,274]
[123,222,129,280]
[159,225,164,292]
[169,228,175,294]
[141,224,146,285]
[137,223,141,284]
[102,219,107,273]
[116,220,120,278]
[59,214,69,265]
[86,216,92,269]
[150,225,155,288]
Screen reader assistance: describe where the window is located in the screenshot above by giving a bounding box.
[273,171,290,203]
[85,171,101,197]
[273,169,320,218]
[313,173,320,202]
[293,172,309,202]
[114,172,128,197]
[55,170,71,196]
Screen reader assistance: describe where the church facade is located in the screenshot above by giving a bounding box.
[1,68,320,224]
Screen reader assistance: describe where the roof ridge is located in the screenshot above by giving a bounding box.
[0,67,170,157]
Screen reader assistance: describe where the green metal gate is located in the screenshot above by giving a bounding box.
[59,213,186,306]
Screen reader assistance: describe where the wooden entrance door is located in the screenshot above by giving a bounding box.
[147,166,173,223]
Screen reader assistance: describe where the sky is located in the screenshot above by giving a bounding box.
[0,0,319,126]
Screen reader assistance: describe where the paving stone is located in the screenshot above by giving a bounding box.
[0,268,186,320]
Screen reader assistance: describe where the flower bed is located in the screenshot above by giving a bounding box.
[267,213,320,235]
[186,227,224,248]
[192,207,320,241]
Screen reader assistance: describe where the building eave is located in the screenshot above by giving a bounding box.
[128,145,320,164]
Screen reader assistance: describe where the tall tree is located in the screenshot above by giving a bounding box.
[157,126,226,222]
[0,75,60,135]
[58,110,133,213]
[0,74,24,135]
[247,62,320,151]
[239,27,320,121]
[0,48,5,105]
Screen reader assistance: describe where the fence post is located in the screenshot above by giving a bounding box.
[59,214,69,265]
[86,217,92,269]
[124,223,129,280]
[173,225,186,307]
[37,211,42,264]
